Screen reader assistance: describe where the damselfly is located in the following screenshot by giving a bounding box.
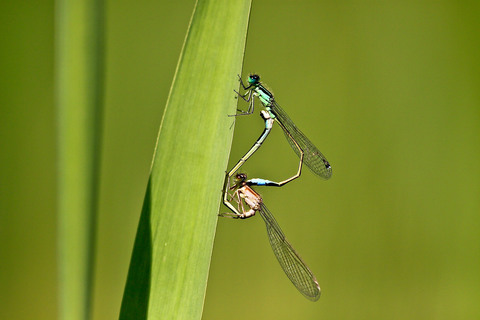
[220,173,321,301]
[227,74,332,185]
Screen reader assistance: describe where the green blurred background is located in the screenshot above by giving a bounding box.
[1,1,479,319]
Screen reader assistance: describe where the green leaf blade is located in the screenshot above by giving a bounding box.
[120,1,252,319]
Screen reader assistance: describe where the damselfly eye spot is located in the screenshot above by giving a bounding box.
[248,74,260,84]
[236,173,247,181]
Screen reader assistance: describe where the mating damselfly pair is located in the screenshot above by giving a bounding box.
[220,74,332,301]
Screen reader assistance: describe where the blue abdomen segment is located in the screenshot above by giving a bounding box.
[249,178,274,186]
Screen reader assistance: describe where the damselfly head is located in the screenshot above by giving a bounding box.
[248,74,260,85]
[235,173,247,182]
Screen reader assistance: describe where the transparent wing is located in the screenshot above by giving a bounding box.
[259,203,321,301]
[271,101,332,179]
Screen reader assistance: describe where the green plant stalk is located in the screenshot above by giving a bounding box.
[119,0,252,319]
[55,0,104,319]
